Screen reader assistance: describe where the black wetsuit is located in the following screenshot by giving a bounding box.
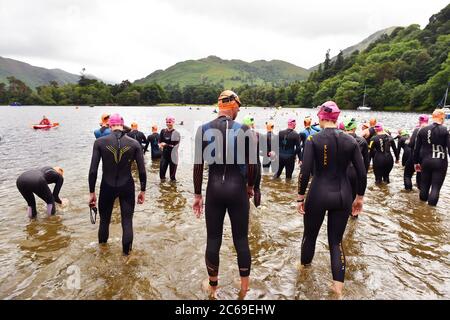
[408,127,423,189]
[127,130,147,150]
[193,115,256,278]
[262,132,274,170]
[413,123,449,206]
[274,128,300,179]
[16,167,63,217]
[159,129,180,180]
[144,132,162,159]
[88,130,147,255]
[253,131,262,207]
[397,135,413,190]
[369,134,398,183]
[365,127,377,165]
[347,133,369,201]
[298,128,367,282]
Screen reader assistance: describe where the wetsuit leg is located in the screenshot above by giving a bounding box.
[404,160,414,190]
[285,155,295,179]
[273,156,286,178]
[227,185,251,277]
[419,162,432,202]
[382,154,394,183]
[427,161,447,206]
[16,179,37,217]
[98,183,116,244]
[372,154,383,184]
[327,208,350,282]
[416,172,422,190]
[33,180,56,215]
[169,160,178,181]
[253,164,262,207]
[118,180,135,255]
[204,183,227,277]
[159,156,170,179]
[301,199,326,266]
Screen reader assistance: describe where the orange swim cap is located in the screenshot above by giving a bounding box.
[131,122,138,129]
[151,124,158,132]
[304,116,312,127]
[218,90,241,110]
[432,109,445,123]
[369,118,377,127]
[266,121,274,132]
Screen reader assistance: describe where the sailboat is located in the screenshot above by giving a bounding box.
[357,86,371,111]
[440,83,449,119]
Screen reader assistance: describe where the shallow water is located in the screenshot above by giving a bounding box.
[0,105,448,300]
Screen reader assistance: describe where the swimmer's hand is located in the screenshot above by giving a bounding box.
[352,195,364,217]
[297,195,305,215]
[414,164,421,172]
[193,194,203,218]
[137,191,145,204]
[247,186,254,198]
[89,192,97,208]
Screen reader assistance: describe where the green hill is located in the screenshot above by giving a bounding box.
[0,56,80,88]
[309,26,399,71]
[135,56,310,87]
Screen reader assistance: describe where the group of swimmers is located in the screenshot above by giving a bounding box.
[15,90,449,299]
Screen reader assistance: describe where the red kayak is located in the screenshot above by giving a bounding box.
[32,123,59,130]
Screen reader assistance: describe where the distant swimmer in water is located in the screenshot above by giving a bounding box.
[193,90,256,299]
[88,113,147,256]
[369,123,398,184]
[407,114,429,190]
[273,118,300,179]
[413,109,449,206]
[16,166,64,218]
[144,124,162,160]
[297,101,366,297]
[94,114,111,139]
[159,116,181,181]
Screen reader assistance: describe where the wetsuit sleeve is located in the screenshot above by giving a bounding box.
[362,140,370,172]
[52,175,64,203]
[368,137,376,159]
[158,130,164,143]
[298,137,314,195]
[193,126,204,195]
[391,137,399,161]
[144,135,150,153]
[295,133,301,161]
[299,133,306,161]
[88,140,101,193]
[134,143,147,192]
[246,130,257,187]
[396,138,404,160]
[171,130,181,147]
[267,133,272,155]
[351,143,367,196]
[413,130,423,164]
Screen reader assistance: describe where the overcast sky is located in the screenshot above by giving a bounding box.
[0,0,448,83]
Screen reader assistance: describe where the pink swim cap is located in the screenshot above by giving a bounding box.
[375,122,384,132]
[288,118,296,129]
[109,113,124,126]
[418,114,429,124]
[166,116,175,123]
[338,122,345,130]
[317,101,340,121]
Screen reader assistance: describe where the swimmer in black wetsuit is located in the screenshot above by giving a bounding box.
[396,129,413,190]
[343,117,369,203]
[159,116,180,181]
[193,90,256,299]
[144,124,162,159]
[413,109,449,206]
[369,123,399,184]
[127,122,147,150]
[262,121,275,172]
[88,113,147,256]
[273,118,300,179]
[407,114,430,189]
[297,101,366,297]
[243,115,262,207]
[16,166,64,218]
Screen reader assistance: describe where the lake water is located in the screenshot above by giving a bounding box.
[0,105,448,300]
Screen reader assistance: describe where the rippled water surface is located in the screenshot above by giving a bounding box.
[0,106,448,300]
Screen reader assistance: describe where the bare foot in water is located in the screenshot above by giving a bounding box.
[202,278,218,300]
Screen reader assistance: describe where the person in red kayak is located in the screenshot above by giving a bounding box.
[39,116,51,126]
